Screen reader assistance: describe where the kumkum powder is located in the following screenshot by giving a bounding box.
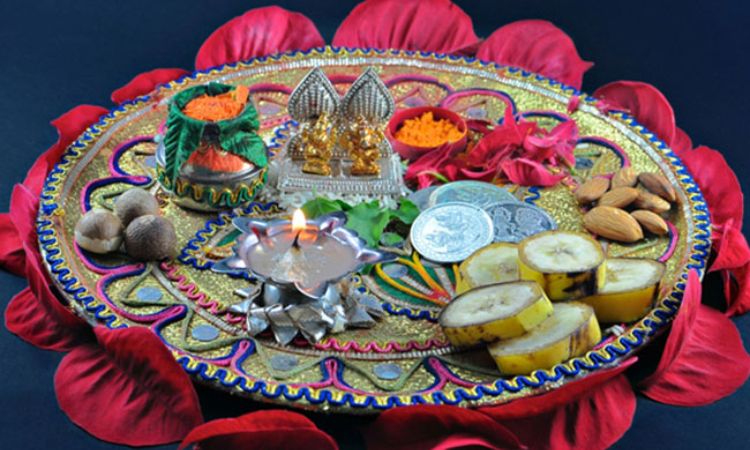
[182,85,254,172]
[394,111,464,147]
[186,144,251,172]
[183,85,250,121]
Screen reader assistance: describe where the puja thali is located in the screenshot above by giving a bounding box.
[38,47,710,413]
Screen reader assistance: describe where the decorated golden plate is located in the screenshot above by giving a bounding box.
[38,47,710,413]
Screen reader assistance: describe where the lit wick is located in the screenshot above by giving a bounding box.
[291,209,306,249]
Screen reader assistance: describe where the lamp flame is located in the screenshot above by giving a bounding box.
[292,209,306,232]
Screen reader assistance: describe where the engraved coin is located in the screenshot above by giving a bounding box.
[191,324,220,342]
[407,186,438,211]
[485,202,557,244]
[429,181,518,209]
[410,202,494,263]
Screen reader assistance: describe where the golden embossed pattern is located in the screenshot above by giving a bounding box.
[37,48,709,414]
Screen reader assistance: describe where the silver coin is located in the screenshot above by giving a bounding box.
[429,181,518,209]
[410,202,494,263]
[191,324,220,342]
[485,202,557,244]
[407,186,438,211]
[373,363,403,380]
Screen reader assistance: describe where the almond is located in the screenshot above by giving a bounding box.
[634,191,671,213]
[631,210,669,236]
[639,172,677,203]
[575,177,610,204]
[599,187,640,208]
[611,167,637,188]
[583,206,644,243]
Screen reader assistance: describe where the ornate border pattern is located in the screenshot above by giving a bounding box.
[37,47,711,412]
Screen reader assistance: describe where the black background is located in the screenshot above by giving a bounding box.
[1,1,749,449]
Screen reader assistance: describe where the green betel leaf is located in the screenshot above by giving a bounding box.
[301,197,346,218]
[392,199,420,225]
[344,201,392,247]
[300,197,417,249]
[380,232,405,246]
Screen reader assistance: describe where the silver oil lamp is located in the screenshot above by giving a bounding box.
[214,210,396,344]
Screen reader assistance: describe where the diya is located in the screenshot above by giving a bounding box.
[213,209,396,344]
[155,82,269,211]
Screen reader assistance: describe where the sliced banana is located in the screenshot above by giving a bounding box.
[518,230,606,301]
[580,258,665,323]
[488,302,601,375]
[439,281,553,347]
[458,243,519,294]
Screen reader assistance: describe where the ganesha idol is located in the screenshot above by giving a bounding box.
[274,67,407,202]
[155,82,269,211]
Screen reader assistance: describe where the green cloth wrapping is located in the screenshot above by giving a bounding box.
[163,83,268,182]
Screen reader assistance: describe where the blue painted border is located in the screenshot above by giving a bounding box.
[36,46,711,412]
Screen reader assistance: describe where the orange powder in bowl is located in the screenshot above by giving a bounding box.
[394,111,464,147]
[183,85,250,121]
[186,145,251,173]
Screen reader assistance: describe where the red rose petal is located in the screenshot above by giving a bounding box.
[725,263,750,316]
[9,184,39,247]
[332,0,478,54]
[0,213,24,276]
[679,145,744,233]
[523,119,578,166]
[710,220,750,273]
[364,405,522,450]
[2,183,37,280]
[55,326,203,446]
[677,146,749,315]
[179,410,337,450]
[4,243,89,352]
[476,20,593,90]
[672,126,693,155]
[593,81,676,147]
[640,270,750,405]
[468,107,532,166]
[491,374,636,450]
[195,6,324,71]
[111,68,189,104]
[501,158,564,187]
[722,196,750,316]
[431,435,508,450]
[23,105,108,196]
[404,144,463,189]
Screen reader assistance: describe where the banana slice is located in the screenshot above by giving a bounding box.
[458,243,519,294]
[518,231,606,301]
[488,302,601,375]
[580,258,665,323]
[439,281,553,347]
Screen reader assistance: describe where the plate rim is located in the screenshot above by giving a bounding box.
[36,46,712,413]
